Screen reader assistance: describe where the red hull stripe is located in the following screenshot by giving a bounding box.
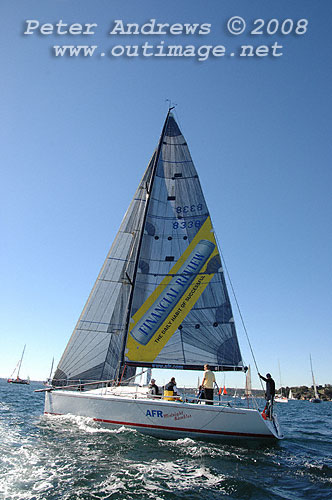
[44,412,274,439]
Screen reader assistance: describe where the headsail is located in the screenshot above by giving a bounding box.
[53,112,244,385]
[125,114,243,372]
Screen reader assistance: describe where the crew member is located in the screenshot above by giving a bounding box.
[148,378,159,398]
[164,377,178,401]
[259,372,275,417]
[202,364,215,405]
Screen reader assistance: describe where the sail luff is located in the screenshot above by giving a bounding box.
[117,110,174,378]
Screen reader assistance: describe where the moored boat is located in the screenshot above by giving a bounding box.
[7,345,30,385]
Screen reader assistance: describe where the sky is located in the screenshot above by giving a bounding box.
[1,0,331,390]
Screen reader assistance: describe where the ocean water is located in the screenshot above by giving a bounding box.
[0,380,331,500]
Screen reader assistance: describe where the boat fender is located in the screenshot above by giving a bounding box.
[261,409,267,420]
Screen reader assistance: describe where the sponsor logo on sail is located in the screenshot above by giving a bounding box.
[130,239,215,345]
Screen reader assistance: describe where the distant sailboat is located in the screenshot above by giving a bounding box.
[309,355,321,403]
[274,361,288,403]
[241,365,252,399]
[288,389,296,400]
[7,345,30,385]
[44,357,54,386]
[39,111,283,440]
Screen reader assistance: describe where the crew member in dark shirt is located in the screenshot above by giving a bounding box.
[259,373,275,416]
[164,377,179,400]
[148,378,159,398]
[165,377,178,394]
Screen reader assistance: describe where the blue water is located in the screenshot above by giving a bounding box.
[1,380,331,500]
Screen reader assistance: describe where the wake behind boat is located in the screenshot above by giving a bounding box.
[38,110,283,441]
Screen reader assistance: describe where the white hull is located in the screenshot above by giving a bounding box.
[275,396,288,403]
[44,389,283,441]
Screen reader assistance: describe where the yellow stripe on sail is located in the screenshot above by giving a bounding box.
[125,217,220,362]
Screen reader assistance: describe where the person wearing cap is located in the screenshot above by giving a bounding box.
[148,378,159,398]
[258,372,275,416]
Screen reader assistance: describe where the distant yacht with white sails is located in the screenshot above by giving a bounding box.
[275,361,288,403]
[309,355,321,403]
[7,345,30,385]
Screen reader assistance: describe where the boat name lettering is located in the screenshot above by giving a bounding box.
[146,409,163,418]
[163,410,192,421]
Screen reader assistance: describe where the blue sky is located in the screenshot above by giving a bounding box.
[1,0,331,390]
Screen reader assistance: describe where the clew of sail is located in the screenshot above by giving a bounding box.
[53,113,244,386]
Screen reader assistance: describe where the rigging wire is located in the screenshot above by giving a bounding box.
[214,232,265,392]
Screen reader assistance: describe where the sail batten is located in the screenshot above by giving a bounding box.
[53,113,244,385]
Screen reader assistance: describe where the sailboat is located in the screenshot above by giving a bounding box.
[309,355,321,403]
[288,389,296,400]
[7,345,30,385]
[40,111,283,440]
[43,357,54,386]
[241,364,252,399]
[274,361,288,403]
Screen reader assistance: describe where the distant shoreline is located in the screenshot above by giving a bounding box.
[5,379,330,401]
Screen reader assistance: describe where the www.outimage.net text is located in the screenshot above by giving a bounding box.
[23,18,309,61]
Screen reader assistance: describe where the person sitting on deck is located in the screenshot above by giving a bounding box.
[148,379,159,398]
[164,377,179,401]
[202,364,216,405]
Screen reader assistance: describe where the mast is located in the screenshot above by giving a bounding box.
[17,345,26,379]
[117,109,174,379]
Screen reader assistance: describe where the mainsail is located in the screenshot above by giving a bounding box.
[53,112,244,385]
